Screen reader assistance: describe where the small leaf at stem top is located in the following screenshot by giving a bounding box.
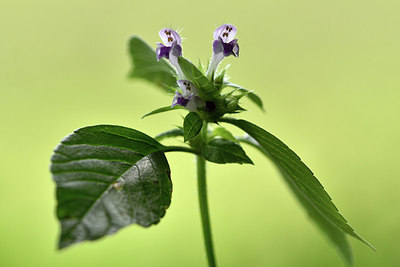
[178,57,216,96]
[183,112,203,142]
[225,83,264,111]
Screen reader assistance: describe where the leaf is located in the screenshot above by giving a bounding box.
[220,118,375,264]
[202,138,253,164]
[51,125,172,249]
[178,57,216,95]
[211,127,238,143]
[128,36,177,93]
[183,112,203,142]
[238,135,353,264]
[154,128,184,142]
[142,105,184,119]
[213,68,227,90]
[226,83,264,111]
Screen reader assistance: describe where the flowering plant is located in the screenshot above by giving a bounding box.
[50,24,373,266]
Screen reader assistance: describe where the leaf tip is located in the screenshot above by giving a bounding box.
[246,158,254,165]
[351,231,375,251]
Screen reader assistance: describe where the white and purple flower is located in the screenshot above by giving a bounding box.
[172,80,203,111]
[206,24,239,78]
[156,29,182,60]
[156,28,185,79]
[213,24,239,57]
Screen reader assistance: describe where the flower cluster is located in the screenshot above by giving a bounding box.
[156,24,239,113]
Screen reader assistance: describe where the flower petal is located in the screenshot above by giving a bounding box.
[177,80,199,97]
[222,39,239,57]
[159,28,181,46]
[170,41,182,58]
[156,43,171,61]
[213,39,224,55]
[213,24,237,43]
[171,91,190,108]
[186,96,204,111]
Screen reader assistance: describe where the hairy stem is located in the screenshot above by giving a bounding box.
[196,122,217,267]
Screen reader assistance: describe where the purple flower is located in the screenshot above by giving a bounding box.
[206,24,239,78]
[172,80,203,111]
[213,24,239,57]
[156,29,182,60]
[172,91,191,107]
[156,28,185,79]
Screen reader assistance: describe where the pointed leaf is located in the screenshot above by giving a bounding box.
[238,135,353,264]
[128,36,176,93]
[51,125,172,249]
[202,138,253,164]
[213,69,227,90]
[226,83,264,111]
[211,127,238,143]
[183,112,203,142]
[142,105,184,119]
[220,118,374,261]
[178,57,216,95]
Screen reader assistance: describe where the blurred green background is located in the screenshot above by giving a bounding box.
[1,0,399,266]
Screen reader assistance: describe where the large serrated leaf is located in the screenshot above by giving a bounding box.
[128,36,177,93]
[238,135,353,264]
[220,118,374,264]
[178,57,216,95]
[51,125,172,249]
[202,138,253,164]
[183,112,203,142]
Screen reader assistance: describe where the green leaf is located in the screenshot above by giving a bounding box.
[221,118,374,264]
[197,59,206,74]
[154,128,184,142]
[142,105,184,119]
[202,138,253,164]
[51,125,172,249]
[213,68,227,90]
[178,57,216,95]
[226,83,264,111]
[238,136,353,264]
[128,36,177,93]
[183,112,203,142]
[211,127,238,143]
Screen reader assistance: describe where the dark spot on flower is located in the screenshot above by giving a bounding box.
[205,101,216,112]
[168,37,173,42]
[226,26,229,30]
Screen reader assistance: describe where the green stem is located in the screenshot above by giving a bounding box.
[162,146,199,155]
[196,121,217,267]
